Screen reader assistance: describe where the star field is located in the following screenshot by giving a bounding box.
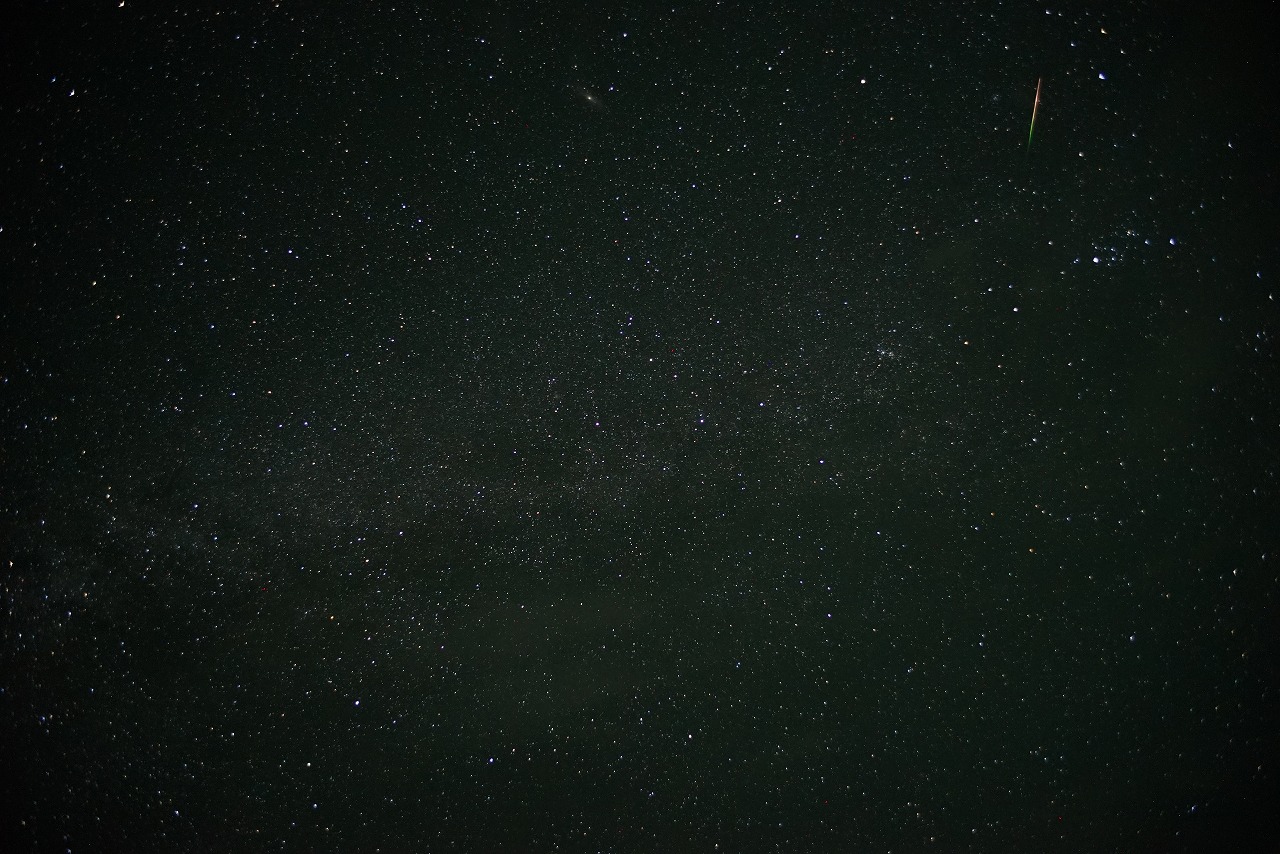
[2,2,1278,851]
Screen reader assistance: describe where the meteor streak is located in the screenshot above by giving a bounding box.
[1027,77,1042,152]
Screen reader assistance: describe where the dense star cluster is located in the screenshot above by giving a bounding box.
[3,3,1277,851]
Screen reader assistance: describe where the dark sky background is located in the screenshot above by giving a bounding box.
[3,1,1278,851]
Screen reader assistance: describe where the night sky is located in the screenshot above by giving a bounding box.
[3,2,1279,851]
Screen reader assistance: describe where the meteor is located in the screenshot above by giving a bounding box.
[1027,77,1042,152]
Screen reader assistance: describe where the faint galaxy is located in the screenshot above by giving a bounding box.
[2,2,1278,851]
